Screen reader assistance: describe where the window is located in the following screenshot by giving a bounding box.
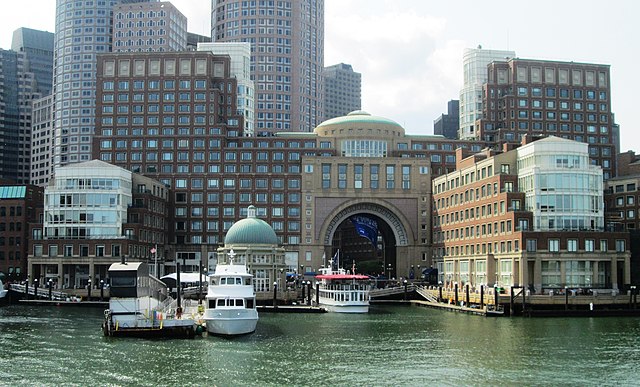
[585,240,594,252]
[386,165,395,189]
[600,240,608,252]
[322,164,331,189]
[549,239,559,252]
[567,239,577,252]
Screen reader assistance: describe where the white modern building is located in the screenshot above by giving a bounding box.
[197,42,255,136]
[517,136,604,232]
[458,46,515,140]
[43,160,133,240]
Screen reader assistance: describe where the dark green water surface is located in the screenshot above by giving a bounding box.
[1,304,638,386]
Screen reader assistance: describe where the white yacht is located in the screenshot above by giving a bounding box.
[204,250,258,336]
[315,266,371,313]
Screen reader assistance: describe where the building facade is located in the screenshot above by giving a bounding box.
[0,48,44,184]
[323,63,361,121]
[51,0,155,170]
[215,205,286,293]
[92,55,486,279]
[27,160,169,288]
[197,42,255,136]
[211,0,324,134]
[459,47,515,140]
[30,95,54,186]
[0,185,43,282]
[433,136,630,293]
[477,58,617,179]
[11,27,54,96]
[113,1,188,52]
[434,100,459,140]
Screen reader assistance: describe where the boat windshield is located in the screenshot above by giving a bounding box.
[221,277,242,285]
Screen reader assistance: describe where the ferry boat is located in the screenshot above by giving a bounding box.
[102,261,198,338]
[315,266,371,313]
[203,252,258,336]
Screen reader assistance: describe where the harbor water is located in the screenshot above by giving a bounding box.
[1,304,639,386]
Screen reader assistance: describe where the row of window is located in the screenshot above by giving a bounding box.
[512,87,607,100]
[0,206,23,217]
[175,219,300,232]
[103,79,207,91]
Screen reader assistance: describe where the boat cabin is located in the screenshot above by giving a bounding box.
[108,262,152,298]
[210,276,252,286]
[207,275,255,309]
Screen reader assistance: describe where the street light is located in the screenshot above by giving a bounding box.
[87,279,92,301]
[100,279,105,301]
[48,278,53,300]
[403,279,408,301]
[273,281,278,308]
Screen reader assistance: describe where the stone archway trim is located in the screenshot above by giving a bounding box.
[321,202,410,246]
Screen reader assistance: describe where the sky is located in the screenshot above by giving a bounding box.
[0,0,638,152]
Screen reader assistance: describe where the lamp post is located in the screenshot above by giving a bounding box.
[33,278,38,299]
[403,279,408,301]
[306,281,312,306]
[87,279,92,301]
[279,268,284,288]
[48,278,53,300]
[100,280,105,301]
[273,281,278,308]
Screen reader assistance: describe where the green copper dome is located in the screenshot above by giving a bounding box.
[316,110,403,129]
[224,205,278,245]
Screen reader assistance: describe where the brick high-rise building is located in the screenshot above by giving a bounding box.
[432,136,630,292]
[477,58,618,179]
[211,0,324,134]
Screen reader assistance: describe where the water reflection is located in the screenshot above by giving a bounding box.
[1,305,638,386]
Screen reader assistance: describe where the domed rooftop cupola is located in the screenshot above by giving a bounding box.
[224,205,278,245]
[313,110,405,138]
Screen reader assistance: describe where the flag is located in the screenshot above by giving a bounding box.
[350,216,378,249]
[331,250,339,269]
